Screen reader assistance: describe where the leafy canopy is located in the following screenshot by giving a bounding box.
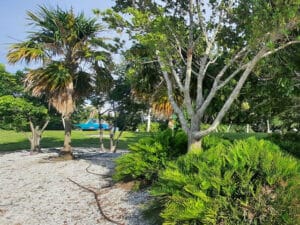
[0,95,49,131]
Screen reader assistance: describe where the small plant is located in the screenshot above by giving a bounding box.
[151,138,300,224]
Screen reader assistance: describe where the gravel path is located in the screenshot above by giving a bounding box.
[0,148,151,225]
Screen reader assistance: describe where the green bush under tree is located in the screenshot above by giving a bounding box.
[149,138,299,224]
[113,129,187,184]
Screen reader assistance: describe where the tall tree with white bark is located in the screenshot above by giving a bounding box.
[106,0,300,151]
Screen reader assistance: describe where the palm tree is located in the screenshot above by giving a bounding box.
[126,44,183,129]
[7,6,110,159]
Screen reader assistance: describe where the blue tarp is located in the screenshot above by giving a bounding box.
[74,119,109,130]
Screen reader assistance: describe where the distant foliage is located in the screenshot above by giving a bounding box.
[151,138,300,224]
[113,129,187,183]
[201,123,251,133]
[269,132,300,159]
[137,122,162,132]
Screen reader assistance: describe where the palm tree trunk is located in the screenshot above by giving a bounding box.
[57,81,75,160]
[61,113,73,159]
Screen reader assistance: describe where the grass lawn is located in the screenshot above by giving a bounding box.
[1,129,298,159]
[0,129,148,152]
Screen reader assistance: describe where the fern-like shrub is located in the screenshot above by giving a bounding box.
[113,129,187,183]
[151,137,300,224]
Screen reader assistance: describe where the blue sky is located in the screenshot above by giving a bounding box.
[0,0,114,73]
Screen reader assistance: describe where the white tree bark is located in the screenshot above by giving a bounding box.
[146,107,152,132]
[267,119,272,133]
[28,119,49,154]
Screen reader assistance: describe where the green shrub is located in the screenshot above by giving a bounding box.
[151,138,300,224]
[113,129,187,183]
[113,138,166,182]
[215,132,269,141]
[268,132,300,159]
[137,122,162,132]
[202,135,232,149]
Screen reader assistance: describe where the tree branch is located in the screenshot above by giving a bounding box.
[195,0,208,45]
[196,47,248,115]
[195,55,209,106]
[217,64,248,90]
[166,28,187,65]
[262,41,300,58]
[29,119,34,133]
[40,119,50,132]
[67,178,123,225]
[157,53,189,132]
[196,49,266,138]
[182,0,196,118]
[169,59,184,92]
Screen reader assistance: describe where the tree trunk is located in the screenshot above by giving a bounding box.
[29,128,41,154]
[110,145,117,153]
[227,122,232,132]
[187,132,202,152]
[61,114,73,159]
[98,111,105,152]
[109,126,118,153]
[267,119,271,133]
[99,124,105,151]
[109,126,124,153]
[146,108,151,132]
[109,126,114,151]
[28,120,49,154]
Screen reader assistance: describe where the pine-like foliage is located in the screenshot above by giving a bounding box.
[113,129,187,183]
[151,138,300,224]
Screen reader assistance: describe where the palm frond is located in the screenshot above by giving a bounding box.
[7,41,45,64]
[25,62,72,96]
[8,5,112,116]
[73,70,93,98]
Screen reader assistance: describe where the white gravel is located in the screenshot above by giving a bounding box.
[0,148,151,225]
